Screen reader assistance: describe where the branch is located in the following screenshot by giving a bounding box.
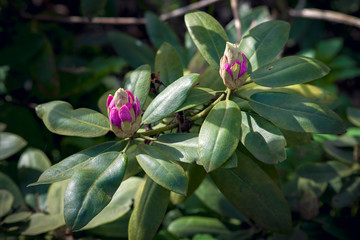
[289,8,360,28]
[230,0,242,42]
[22,0,223,25]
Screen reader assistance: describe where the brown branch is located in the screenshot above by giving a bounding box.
[289,8,360,28]
[22,0,224,25]
[230,0,242,42]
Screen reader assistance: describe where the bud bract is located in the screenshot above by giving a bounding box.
[107,88,141,138]
[219,42,248,90]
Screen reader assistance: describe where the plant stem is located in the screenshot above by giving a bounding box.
[122,139,132,153]
[190,92,226,121]
[138,122,179,137]
[226,88,231,101]
[140,135,158,141]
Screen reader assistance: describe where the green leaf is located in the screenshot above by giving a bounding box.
[249,92,346,134]
[145,12,185,65]
[323,138,355,163]
[108,31,155,69]
[240,112,286,164]
[0,189,13,217]
[32,141,126,185]
[167,216,230,238]
[129,177,170,240]
[297,161,352,183]
[142,74,199,124]
[210,151,292,231]
[136,144,188,195]
[35,101,109,137]
[98,89,116,116]
[0,132,27,160]
[80,0,107,16]
[123,144,143,180]
[21,213,65,236]
[197,66,226,91]
[153,133,199,164]
[176,87,217,112]
[64,152,127,231]
[155,42,184,86]
[18,148,51,211]
[123,64,151,109]
[281,129,313,147]
[222,152,238,169]
[198,100,241,172]
[185,11,229,68]
[250,56,330,87]
[83,177,143,229]
[0,172,25,208]
[88,211,131,238]
[195,177,248,221]
[3,211,32,224]
[332,177,360,208]
[347,107,360,127]
[47,180,69,215]
[239,20,290,71]
[316,38,343,62]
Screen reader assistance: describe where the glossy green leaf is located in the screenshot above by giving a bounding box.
[195,177,248,221]
[221,152,238,168]
[249,92,346,134]
[3,211,32,224]
[240,112,286,164]
[0,132,27,160]
[123,64,151,109]
[323,139,355,163]
[153,133,199,164]
[168,216,230,238]
[197,66,226,91]
[83,177,143,229]
[155,42,184,86]
[32,141,126,185]
[0,172,25,207]
[64,152,127,230]
[332,177,360,208]
[185,11,229,68]
[250,56,330,87]
[198,100,241,172]
[142,74,199,124]
[47,180,69,215]
[239,20,290,71]
[108,31,155,69]
[129,177,170,240]
[35,101,109,137]
[18,148,51,211]
[0,189,13,217]
[136,144,188,195]
[297,161,352,182]
[89,211,130,238]
[210,151,292,231]
[145,12,185,65]
[177,87,217,112]
[123,144,143,180]
[347,107,360,127]
[21,213,65,236]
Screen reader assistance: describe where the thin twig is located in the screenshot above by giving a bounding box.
[22,0,223,25]
[289,8,360,28]
[230,0,242,42]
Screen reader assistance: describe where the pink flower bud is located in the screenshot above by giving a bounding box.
[107,88,141,138]
[219,42,248,90]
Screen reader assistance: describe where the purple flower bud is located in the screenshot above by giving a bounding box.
[107,88,141,138]
[219,42,248,90]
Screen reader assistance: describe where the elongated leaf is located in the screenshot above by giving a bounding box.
[297,161,352,182]
[0,132,27,160]
[89,211,130,238]
[83,177,143,229]
[0,172,25,207]
[185,11,229,68]
[176,87,217,112]
[64,152,127,230]
[168,216,230,238]
[250,56,330,87]
[35,101,109,137]
[347,107,360,127]
[155,42,184,86]
[129,177,170,240]
[123,64,151,109]
[21,213,65,236]
[198,100,241,172]
[0,190,13,217]
[240,20,290,71]
[32,141,126,185]
[145,12,185,65]
[241,112,286,164]
[3,211,32,224]
[47,180,69,215]
[153,133,199,164]
[249,92,345,134]
[197,66,226,91]
[210,151,292,231]
[108,31,155,68]
[142,74,199,124]
[316,38,343,62]
[136,144,188,195]
[323,139,355,163]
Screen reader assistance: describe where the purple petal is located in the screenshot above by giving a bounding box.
[107,95,114,109]
[119,105,132,123]
[126,102,133,110]
[110,108,121,128]
[239,61,247,78]
[231,59,242,67]
[134,97,141,117]
[241,52,247,63]
[126,90,134,104]
[222,62,233,78]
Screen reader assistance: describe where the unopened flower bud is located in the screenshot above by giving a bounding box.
[107,88,141,138]
[219,42,248,90]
